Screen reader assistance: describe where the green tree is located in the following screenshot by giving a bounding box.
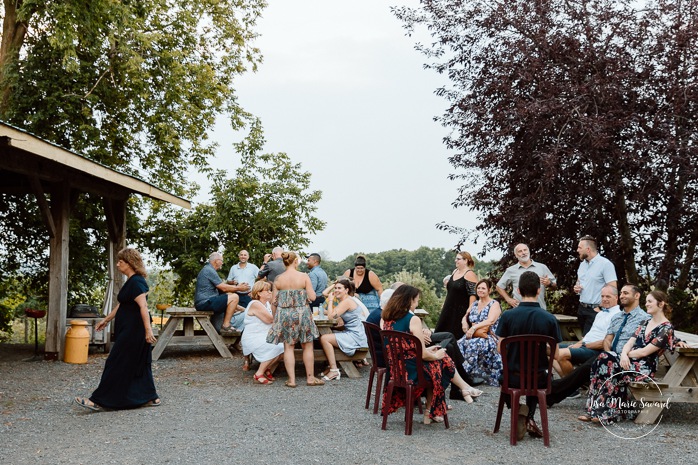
[385,270,443,329]
[321,247,499,298]
[147,269,177,312]
[0,0,266,320]
[140,121,325,300]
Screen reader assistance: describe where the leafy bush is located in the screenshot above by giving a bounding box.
[385,269,444,329]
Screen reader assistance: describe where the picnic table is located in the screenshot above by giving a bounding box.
[555,314,583,341]
[152,307,234,361]
[630,330,698,424]
[292,317,368,379]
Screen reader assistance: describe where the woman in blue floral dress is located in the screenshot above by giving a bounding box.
[580,290,676,424]
[457,279,503,386]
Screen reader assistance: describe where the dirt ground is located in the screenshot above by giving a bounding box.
[1,342,697,465]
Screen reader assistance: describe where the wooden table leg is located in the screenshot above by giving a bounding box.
[197,316,233,359]
[152,316,180,361]
[634,356,697,424]
[339,360,362,378]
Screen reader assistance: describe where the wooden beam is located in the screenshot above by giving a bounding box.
[28,175,56,237]
[104,197,126,244]
[44,183,71,360]
[0,124,190,209]
[107,197,127,312]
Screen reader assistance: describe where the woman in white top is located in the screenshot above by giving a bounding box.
[241,281,284,384]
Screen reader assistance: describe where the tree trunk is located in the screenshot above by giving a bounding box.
[615,188,639,284]
[676,229,697,290]
[0,0,29,117]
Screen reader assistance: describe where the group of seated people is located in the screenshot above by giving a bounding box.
[451,272,684,435]
[193,247,686,437]
[194,249,370,386]
[369,272,685,437]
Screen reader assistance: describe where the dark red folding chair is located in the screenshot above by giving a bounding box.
[362,321,388,414]
[493,334,557,447]
[380,329,448,435]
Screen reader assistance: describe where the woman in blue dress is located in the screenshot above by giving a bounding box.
[457,279,503,386]
[74,248,159,411]
[320,278,368,380]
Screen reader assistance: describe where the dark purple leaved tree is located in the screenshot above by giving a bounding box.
[394,0,698,320]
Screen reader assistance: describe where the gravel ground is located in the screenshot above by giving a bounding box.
[1,343,697,465]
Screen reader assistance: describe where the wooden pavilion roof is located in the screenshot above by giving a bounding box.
[0,121,191,209]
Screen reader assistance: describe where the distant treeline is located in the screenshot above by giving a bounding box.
[313,247,499,298]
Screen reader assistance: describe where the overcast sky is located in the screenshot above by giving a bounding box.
[202,0,485,262]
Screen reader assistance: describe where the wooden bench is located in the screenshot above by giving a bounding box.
[296,347,369,379]
[630,330,698,424]
[296,318,367,378]
[152,307,233,360]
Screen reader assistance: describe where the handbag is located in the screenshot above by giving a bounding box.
[472,324,491,339]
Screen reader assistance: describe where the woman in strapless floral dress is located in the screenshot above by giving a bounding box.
[267,251,325,388]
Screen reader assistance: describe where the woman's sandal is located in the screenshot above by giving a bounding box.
[306,376,326,386]
[322,368,341,381]
[253,374,273,385]
[264,369,275,382]
[464,387,483,398]
[577,415,591,422]
[242,356,250,371]
[147,398,161,407]
[74,397,100,411]
[284,380,297,388]
[460,389,475,404]
[423,413,432,425]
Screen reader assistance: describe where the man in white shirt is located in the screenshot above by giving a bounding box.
[554,285,620,376]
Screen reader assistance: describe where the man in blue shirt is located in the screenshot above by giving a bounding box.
[306,253,328,308]
[194,252,246,335]
[574,235,618,336]
[226,249,258,308]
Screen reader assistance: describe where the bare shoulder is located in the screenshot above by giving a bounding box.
[465,269,478,282]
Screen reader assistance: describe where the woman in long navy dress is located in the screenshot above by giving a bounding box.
[435,251,478,340]
[74,248,159,410]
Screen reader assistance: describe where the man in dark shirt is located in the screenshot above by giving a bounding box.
[496,271,562,440]
[257,246,285,285]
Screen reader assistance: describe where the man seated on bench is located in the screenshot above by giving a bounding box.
[195,252,248,336]
[554,285,620,377]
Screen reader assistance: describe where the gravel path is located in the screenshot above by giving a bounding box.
[1,343,696,464]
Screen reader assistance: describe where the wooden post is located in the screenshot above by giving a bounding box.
[44,184,71,360]
[104,197,127,311]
